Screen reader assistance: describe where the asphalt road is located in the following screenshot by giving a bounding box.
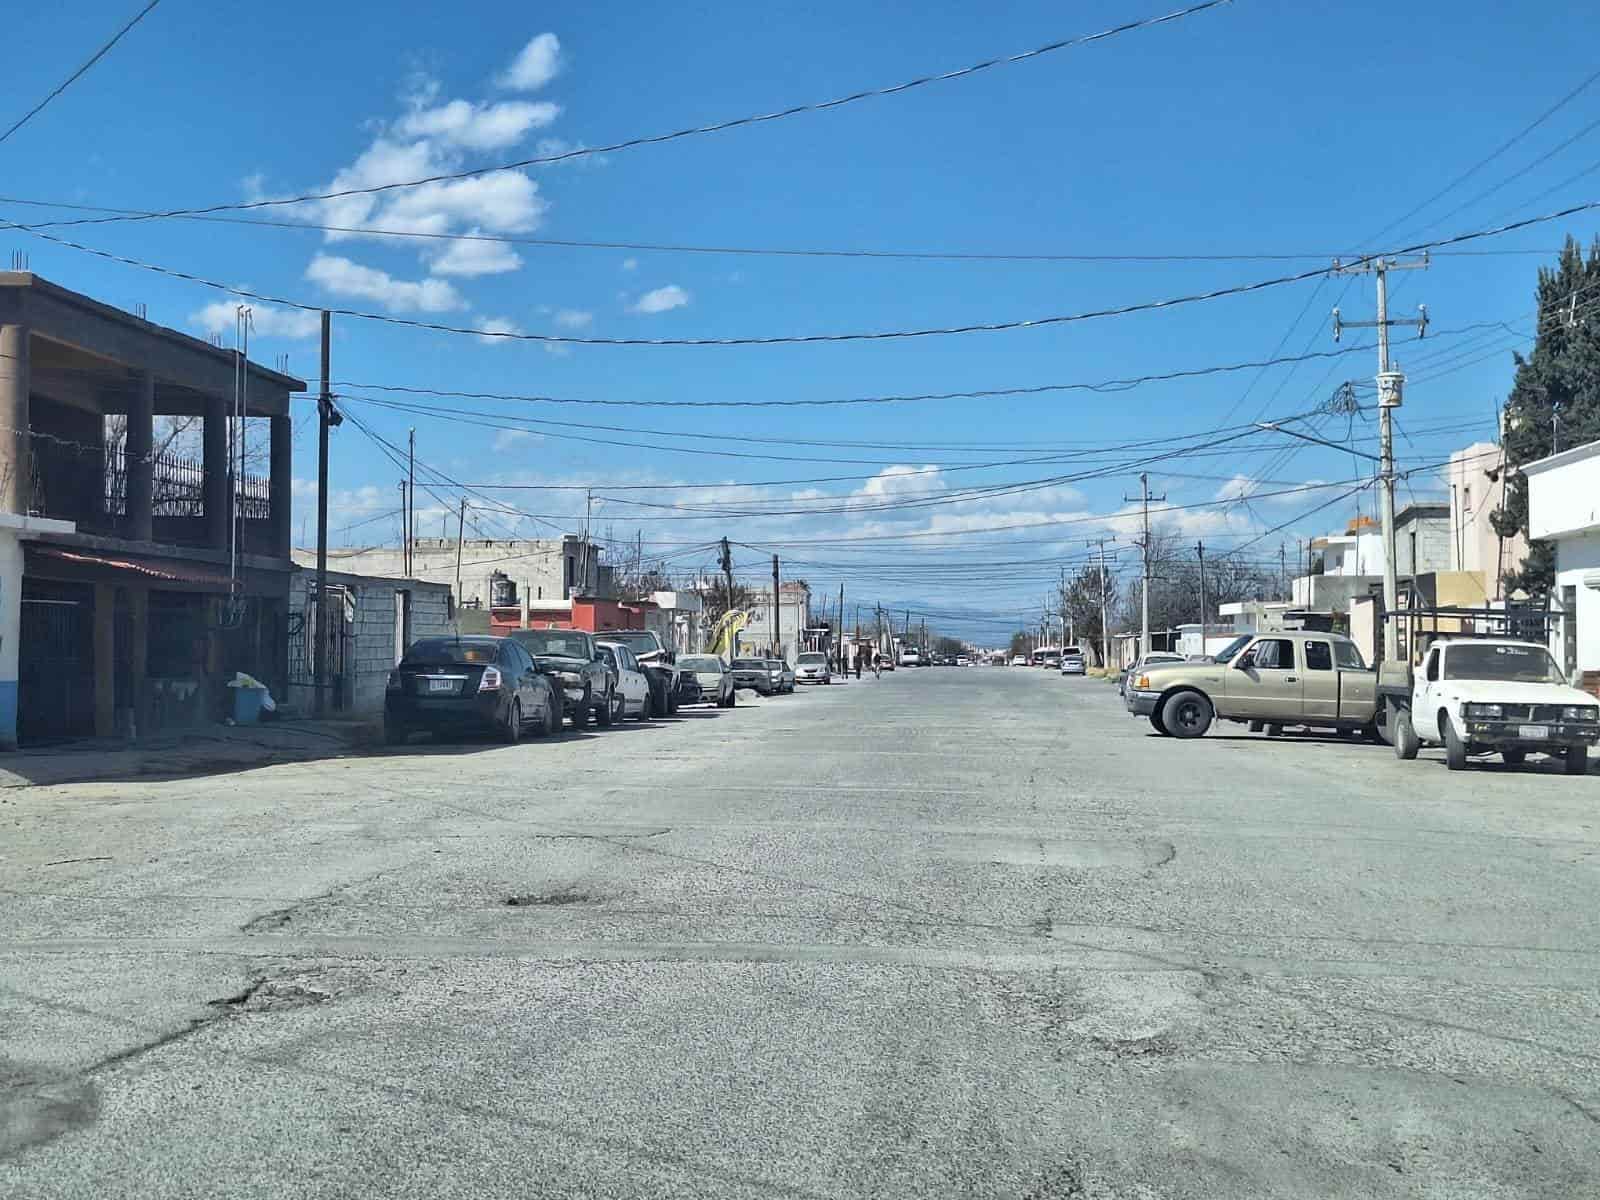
[3,667,1599,1198]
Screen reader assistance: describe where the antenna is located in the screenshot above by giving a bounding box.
[8,250,28,270]
[134,302,147,321]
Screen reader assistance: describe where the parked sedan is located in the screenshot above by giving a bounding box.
[794,650,831,685]
[385,635,559,745]
[730,657,775,695]
[596,641,652,720]
[769,658,796,693]
[678,655,736,707]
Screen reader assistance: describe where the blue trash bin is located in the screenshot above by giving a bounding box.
[232,686,265,724]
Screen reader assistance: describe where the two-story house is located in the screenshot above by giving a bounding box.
[0,273,303,746]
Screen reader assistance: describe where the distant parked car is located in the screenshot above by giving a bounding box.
[956,655,970,667]
[678,654,736,707]
[1059,646,1086,676]
[1010,655,1027,667]
[596,641,652,720]
[795,651,831,684]
[767,658,796,694]
[385,635,559,745]
[730,656,775,695]
[602,629,683,715]
[509,627,613,727]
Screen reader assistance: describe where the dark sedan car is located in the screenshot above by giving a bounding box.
[385,635,559,745]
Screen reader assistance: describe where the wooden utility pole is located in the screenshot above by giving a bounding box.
[1124,473,1165,658]
[772,554,781,656]
[454,498,467,607]
[720,538,736,655]
[1196,540,1207,655]
[313,311,340,716]
[406,427,415,577]
[1096,538,1112,669]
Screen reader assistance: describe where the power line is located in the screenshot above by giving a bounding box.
[8,2,1232,229]
[8,200,1600,347]
[0,1,162,147]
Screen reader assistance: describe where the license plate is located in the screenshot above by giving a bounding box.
[428,678,456,694]
[1518,724,1549,740]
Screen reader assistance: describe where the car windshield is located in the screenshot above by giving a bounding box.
[402,638,498,666]
[731,659,765,669]
[1443,643,1566,683]
[1062,647,1081,657]
[679,656,723,672]
[1210,635,1252,664]
[514,630,589,657]
[798,653,825,664]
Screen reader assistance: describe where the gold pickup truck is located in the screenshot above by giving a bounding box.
[1126,631,1381,739]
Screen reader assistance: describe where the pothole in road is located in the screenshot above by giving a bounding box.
[504,888,597,907]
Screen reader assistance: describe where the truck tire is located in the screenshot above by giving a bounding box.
[569,686,591,728]
[1444,714,1469,771]
[1266,724,1283,738]
[1164,690,1213,739]
[1393,709,1419,760]
[1248,720,1264,733]
[1149,713,1169,736]
[1565,745,1589,776]
[666,687,679,715]
[1501,749,1526,767]
[1375,697,1401,747]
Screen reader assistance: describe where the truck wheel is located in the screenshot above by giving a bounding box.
[666,688,679,715]
[1393,709,1419,760]
[1248,720,1264,733]
[570,687,592,728]
[1164,690,1213,739]
[1148,713,1169,736]
[1375,698,1400,747]
[1565,745,1589,776]
[1444,715,1469,771]
[1501,749,1526,767]
[1266,724,1283,738]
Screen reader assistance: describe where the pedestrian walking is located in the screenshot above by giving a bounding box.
[854,649,862,680]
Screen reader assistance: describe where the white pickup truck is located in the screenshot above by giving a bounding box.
[1391,638,1598,774]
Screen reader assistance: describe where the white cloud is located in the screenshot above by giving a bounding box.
[191,299,321,340]
[621,257,638,272]
[395,99,559,150]
[630,284,690,314]
[304,254,466,313]
[426,232,523,277]
[553,308,593,330]
[499,33,562,91]
[474,316,524,344]
[492,428,539,452]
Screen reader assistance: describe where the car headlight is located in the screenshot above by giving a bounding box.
[1563,705,1599,721]
[1463,703,1503,718]
[558,671,583,683]
[1135,675,1149,689]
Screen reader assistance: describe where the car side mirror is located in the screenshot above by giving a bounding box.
[1234,654,1254,670]
[666,651,677,664]
[593,651,604,662]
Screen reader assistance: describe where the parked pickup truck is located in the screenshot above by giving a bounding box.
[1391,637,1598,774]
[509,628,614,727]
[600,630,685,715]
[1127,631,1380,739]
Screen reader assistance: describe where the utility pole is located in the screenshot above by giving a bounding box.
[1279,542,1287,600]
[772,554,781,657]
[1095,538,1111,669]
[719,537,735,655]
[406,427,415,578]
[454,498,467,606]
[837,583,845,672]
[1124,473,1165,659]
[1333,253,1429,664]
[1196,540,1207,655]
[313,311,340,717]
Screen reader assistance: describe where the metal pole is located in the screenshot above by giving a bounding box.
[1196,540,1206,655]
[1140,475,1151,657]
[1376,264,1400,665]
[314,311,332,716]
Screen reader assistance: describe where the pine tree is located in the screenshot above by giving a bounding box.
[1494,235,1600,596]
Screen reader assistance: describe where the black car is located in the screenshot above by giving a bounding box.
[385,635,559,745]
[509,628,613,727]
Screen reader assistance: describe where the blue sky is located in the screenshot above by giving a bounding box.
[4,0,1597,640]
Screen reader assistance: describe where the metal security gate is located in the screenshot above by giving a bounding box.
[286,588,350,710]
[18,582,96,743]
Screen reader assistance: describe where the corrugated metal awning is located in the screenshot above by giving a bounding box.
[28,545,236,589]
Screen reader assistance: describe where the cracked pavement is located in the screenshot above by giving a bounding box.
[2,669,1599,1197]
